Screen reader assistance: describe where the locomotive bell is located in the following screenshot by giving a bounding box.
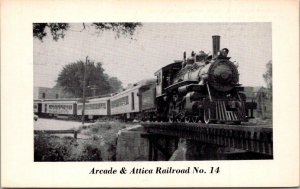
[220,48,229,57]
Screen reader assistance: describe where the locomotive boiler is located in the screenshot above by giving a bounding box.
[154,35,256,124]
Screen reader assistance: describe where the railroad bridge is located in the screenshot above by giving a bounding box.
[116,122,273,161]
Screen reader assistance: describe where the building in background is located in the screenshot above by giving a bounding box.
[34,86,74,100]
[34,87,59,100]
[255,87,272,119]
[242,86,272,119]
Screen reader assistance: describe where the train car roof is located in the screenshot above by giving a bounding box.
[111,78,156,98]
[154,62,182,75]
[35,98,79,102]
[136,78,156,86]
[42,100,78,104]
[86,94,112,99]
[77,97,110,103]
[111,85,141,97]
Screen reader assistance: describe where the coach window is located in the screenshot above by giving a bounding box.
[56,94,59,99]
[42,93,45,99]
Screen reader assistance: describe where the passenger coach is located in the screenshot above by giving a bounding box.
[77,97,110,120]
[41,99,77,119]
[110,79,156,120]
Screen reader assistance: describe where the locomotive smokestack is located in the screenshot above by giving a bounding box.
[212,35,220,59]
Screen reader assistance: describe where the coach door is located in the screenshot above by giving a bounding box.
[107,100,111,115]
[38,104,42,114]
[73,103,76,115]
[131,92,135,110]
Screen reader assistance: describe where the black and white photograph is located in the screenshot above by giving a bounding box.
[1,0,299,187]
[33,23,273,161]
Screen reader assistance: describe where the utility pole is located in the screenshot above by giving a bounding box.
[90,85,97,97]
[82,56,88,126]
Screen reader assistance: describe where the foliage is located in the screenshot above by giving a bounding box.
[263,60,272,91]
[34,135,71,161]
[108,77,123,93]
[92,23,142,39]
[33,23,70,41]
[33,22,141,41]
[79,143,102,161]
[57,60,122,97]
[52,83,76,98]
[34,122,132,162]
[34,134,102,161]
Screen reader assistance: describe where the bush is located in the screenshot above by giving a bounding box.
[34,135,71,161]
[79,143,102,161]
[91,126,100,133]
[34,134,103,161]
[34,122,131,161]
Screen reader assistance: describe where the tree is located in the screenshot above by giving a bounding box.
[263,60,272,91]
[33,22,141,41]
[108,77,123,93]
[57,60,122,97]
[33,23,70,41]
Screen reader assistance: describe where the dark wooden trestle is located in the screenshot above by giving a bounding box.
[142,122,273,157]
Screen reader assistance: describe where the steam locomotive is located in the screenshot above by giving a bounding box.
[34,36,256,124]
[154,35,256,124]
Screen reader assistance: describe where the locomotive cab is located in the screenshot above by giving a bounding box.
[154,61,182,98]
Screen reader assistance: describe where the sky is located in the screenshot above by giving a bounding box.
[34,23,272,89]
